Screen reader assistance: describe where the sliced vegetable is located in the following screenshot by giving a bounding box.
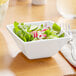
[13,21,65,42]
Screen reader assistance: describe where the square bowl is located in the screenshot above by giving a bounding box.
[7,21,69,59]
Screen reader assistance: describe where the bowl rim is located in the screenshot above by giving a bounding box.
[7,20,69,44]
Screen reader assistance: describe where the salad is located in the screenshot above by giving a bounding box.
[13,21,65,42]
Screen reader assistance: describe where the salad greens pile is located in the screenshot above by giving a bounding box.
[13,21,65,42]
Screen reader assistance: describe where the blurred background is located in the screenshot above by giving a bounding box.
[3,0,76,29]
[0,0,76,76]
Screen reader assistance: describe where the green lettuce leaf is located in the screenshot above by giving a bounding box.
[59,33,65,38]
[52,23,61,33]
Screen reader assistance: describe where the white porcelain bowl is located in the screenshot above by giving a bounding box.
[7,21,69,59]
